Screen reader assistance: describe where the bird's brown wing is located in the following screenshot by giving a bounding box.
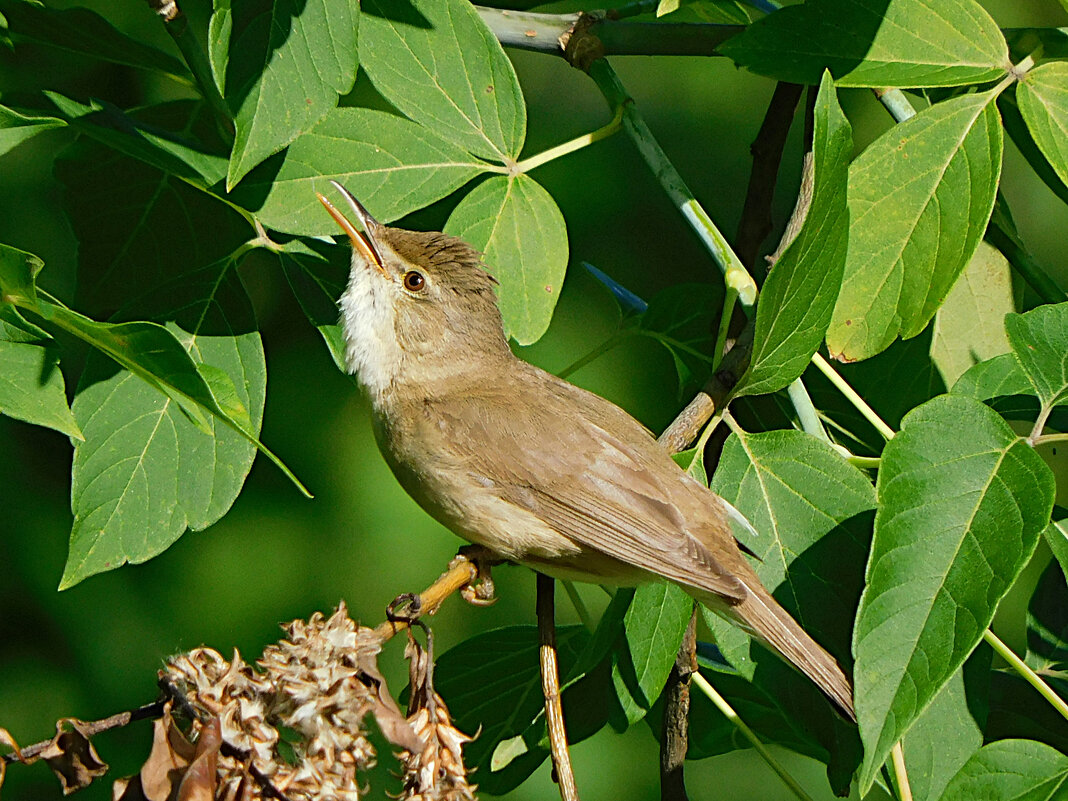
[432,368,747,602]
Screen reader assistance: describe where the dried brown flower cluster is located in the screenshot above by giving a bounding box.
[155,603,474,800]
[1,602,479,800]
[397,636,477,801]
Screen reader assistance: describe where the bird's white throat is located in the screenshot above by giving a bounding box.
[338,261,404,400]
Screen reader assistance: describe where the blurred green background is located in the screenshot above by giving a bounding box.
[2,1,1066,798]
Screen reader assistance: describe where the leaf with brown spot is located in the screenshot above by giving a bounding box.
[39,719,109,794]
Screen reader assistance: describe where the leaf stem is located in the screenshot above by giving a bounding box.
[1030,402,1055,444]
[890,742,914,801]
[515,106,624,174]
[810,353,896,441]
[786,378,830,442]
[983,628,1068,723]
[712,286,738,373]
[691,673,815,801]
[586,59,758,310]
[557,331,631,379]
[875,88,918,124]
[562,581,595,631]
[847,454,881,469]
[1035,432,1068,446]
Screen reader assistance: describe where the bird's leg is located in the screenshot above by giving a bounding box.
[386,592,423,624]
[453,545,504,606]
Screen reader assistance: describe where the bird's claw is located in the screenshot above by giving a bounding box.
[452,546,502,607]
[386,592,423,624]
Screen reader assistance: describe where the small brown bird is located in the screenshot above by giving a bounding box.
[318,182,855,720]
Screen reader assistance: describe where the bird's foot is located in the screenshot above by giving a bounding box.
[452,545,503,607]
[385,592,423,624]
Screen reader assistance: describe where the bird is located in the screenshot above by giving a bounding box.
[317,181,855,720]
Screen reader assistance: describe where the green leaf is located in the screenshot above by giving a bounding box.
[654,0,751,23]
[0,304,50,344]
[827,91,1003,362]
[0,340,81,438]
[237,108,485,236]
[0,241,43,308]
[0,103,65,156]
[718,0,1009,88]
[1006,302,1068,410]
[930,241,1015,387]
[62,261,267,588]
[433,625,589,795]
[274,239,348,372]
[705,428,874,783]
[620,581,692,712]
[56,138,248,317]
[1027,561,1068,673]
[1000,90,1068,209]
[940,739,1068,801]
[853,394,1056,792]
[952,352,1034,402]
[444,174,567,345]
[988,669,1068,754]
[1048,518,1068,578]
[1017,62,1068,193]
[46,94,229,186]
[0,0,191,78]
[361,0,525,163]
[901,650,988,801]
[639,282,720,394]
[739,72,851,396]
[209,0,232,96]
[223,0,359,189]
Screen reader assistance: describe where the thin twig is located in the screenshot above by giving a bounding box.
[374,557,480,641]
[538,574,580,801]
[890,742,914,801]
[691,673,816,801]
[1,701,167,765]
[660,606,697,801]
[735,82,803,276]
[983,629,1068,723]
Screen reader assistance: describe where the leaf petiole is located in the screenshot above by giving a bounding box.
[810,353,896,441]
[983,628,1068,723]
[513,104,624,174]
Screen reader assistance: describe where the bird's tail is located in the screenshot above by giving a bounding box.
[707,585,855,721]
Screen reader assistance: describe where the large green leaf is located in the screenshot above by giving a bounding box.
[1017,62,1068,192]
[274,239,349,372]
[619,581,692,715]
[827,91,1002,362]
[445,174,567,345]
[718,0,1009,88]
[238,108,485,235]
[63,262,266,588]
[56,139,248,317]
[1006,302,1068,410]
[0,0,191,78]
[705,428,874,786]
[0,104,65,156]
[432,625,589,795]
[360,0,525,163]
[221,0,359,189]
[939,739,1068,801]
[853,394,1056,792]
[930,241,1015,387]
[739,72,851,396]
[46,94,228,186]
[0,340,81,439]
[1027,561,1068,673]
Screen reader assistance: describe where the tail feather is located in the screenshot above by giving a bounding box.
[714,587,855,721]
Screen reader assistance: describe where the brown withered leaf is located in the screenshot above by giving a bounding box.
[1,726,23,791]
[39,718,109,794]
[175,717,220,801]
[358,628,421,752]
[113,702,196,801]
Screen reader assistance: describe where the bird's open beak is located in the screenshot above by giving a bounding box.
[316,181,388,276]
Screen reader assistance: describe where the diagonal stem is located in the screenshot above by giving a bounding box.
[984,629,1068,724]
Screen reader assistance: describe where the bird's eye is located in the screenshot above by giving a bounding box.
[402,270,426,292]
